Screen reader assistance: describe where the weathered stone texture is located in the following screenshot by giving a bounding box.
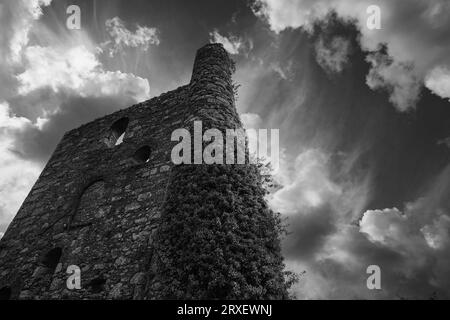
[0,67,192,300]
[0,44,286,300]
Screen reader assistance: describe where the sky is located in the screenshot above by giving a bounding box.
[0,0,449,299]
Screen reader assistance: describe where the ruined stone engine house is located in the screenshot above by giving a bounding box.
[0,44,287,300]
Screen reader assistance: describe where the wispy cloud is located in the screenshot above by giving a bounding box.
[314,35,351,74]
[0,0,52,63]
[209,29,251,55]
[240,112,262,129]
[103,16,160,57]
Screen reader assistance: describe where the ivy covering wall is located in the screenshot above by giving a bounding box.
[149,163,291,299]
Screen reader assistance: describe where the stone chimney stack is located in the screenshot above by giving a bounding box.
[188,43,241,130]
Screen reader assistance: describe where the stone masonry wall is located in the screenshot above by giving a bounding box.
[0,44,287,300]
[0,80,192,298]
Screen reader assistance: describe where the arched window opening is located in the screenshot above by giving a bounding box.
[88,277,106,293]
[72,180,105,226]
[0,286,11,300]
[106,117,129,147]
[132,146,151,164]
[42,247,62,272]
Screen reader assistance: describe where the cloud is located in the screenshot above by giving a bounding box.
[314,35,351,74]
[425,66,450,101]
[270,146,450,298]
[421,215,450,250]
[365,51,421,111]
[268,62,292,80]
[269,148,372,298]
[0,0,52,101]
[253,0,450,111]
[0,155,40,227]
[359,207,425,255]
[17,45,150,101]
[240,112,262,128]
[209,29,251,55]
[437,137,450,149]
[355,171,450,297]
[269,150,343,215]
[104,16,160,56]
[360,208,406,244]
[0,102,42,235]
[0,0,51,63]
